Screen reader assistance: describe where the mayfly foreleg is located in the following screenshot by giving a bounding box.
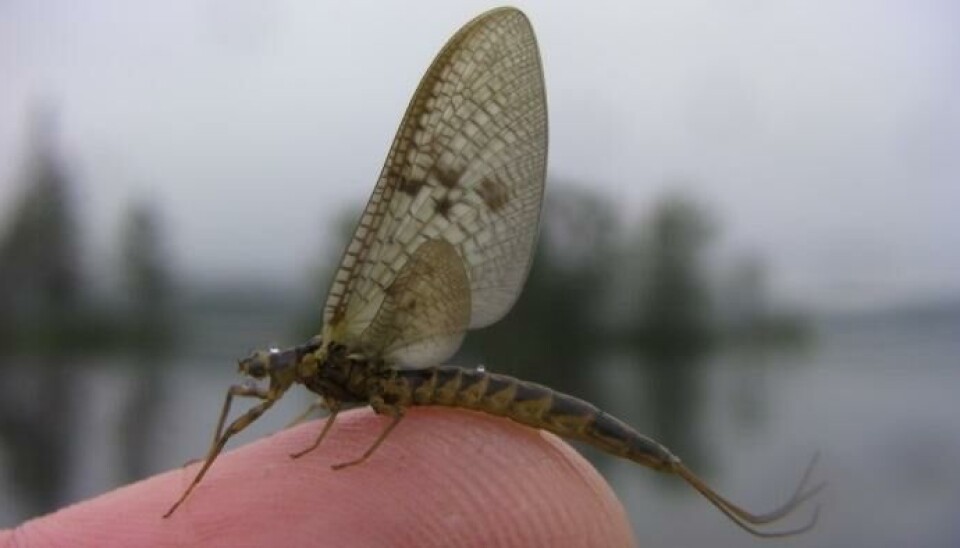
[290,400,342,459]
[175,383,268,469]
[212,383,269,446]
[164,395,279,518]
[331,409,404,471]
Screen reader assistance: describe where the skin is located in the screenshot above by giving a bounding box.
[0,407,636,547]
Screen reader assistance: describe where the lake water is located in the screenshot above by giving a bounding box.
[605,313,960,547]
[1,311,958,546]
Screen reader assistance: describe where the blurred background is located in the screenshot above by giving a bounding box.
[1,1,958,546]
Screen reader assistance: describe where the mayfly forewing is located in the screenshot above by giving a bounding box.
[322,8,548,359]
[357,239,471,367]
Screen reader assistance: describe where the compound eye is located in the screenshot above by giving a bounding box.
[238,351,270,379]
[247,362,267,379]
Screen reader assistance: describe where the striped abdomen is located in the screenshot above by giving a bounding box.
[386,366,680,472]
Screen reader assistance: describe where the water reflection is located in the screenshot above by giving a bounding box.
[0,357,73,517]
[118,360,167,483]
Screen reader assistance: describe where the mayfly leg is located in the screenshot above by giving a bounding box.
[331,411,404,470]
[175,383,268,470]
[290,401,342,459]
[163,386,279,518]
[285,398,327,429]
[212,383,269,445]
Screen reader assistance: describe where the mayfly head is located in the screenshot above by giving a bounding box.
[237,346,300,387]
[236,350,271,379]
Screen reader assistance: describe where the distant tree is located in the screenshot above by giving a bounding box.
[720,253,811,349]
[0,105,81,348]
[619,191,718,468]
[0,103,81,516]
[120,202,174,351]
[118,201,176,480]
[630,192,716,358]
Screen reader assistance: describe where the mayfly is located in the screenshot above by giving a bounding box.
[165,7,823,536]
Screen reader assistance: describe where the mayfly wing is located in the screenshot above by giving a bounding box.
[322,7,548,366]
[359,239,471,367]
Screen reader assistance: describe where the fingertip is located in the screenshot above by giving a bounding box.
[243,407,637,546]
[7,408,636,547]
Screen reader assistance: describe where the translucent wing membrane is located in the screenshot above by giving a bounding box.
[323,8,548,365]
[358,239,471,367]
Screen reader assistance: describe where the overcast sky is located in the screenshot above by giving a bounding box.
[1,0,957,312]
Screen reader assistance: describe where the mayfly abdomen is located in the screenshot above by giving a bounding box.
[391,366,677,471]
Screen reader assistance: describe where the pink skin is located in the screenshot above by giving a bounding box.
[0,408,636,547]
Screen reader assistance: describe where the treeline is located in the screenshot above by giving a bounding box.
[0,108,174,357]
